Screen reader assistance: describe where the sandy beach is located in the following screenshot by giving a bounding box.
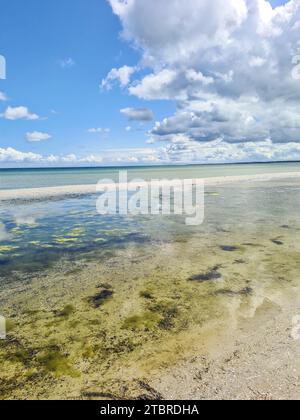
[1,171,300,201]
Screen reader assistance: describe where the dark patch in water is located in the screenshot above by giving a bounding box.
[271,239,284,246]
[189,265,222,282]
[88,290,113,308]
[280,225,290,229]
[220,245,239,252]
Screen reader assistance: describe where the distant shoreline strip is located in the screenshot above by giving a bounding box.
[1,172,300,202]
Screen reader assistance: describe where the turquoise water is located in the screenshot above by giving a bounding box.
[1,162,300,190]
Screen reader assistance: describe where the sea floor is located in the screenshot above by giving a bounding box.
[0,179,300,399]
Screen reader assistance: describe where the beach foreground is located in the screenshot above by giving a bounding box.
[0,171,300,400]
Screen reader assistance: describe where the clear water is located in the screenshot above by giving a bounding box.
[0,174,299,281]
[1,168,300,399]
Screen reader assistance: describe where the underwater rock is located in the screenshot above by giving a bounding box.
[189,266,222,282]
[88,289,113,308]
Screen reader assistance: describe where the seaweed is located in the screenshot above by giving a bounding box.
[271,239,284,246]
[149,301,179,330]
[88,290,114,308]
[57,305,75,318]
[81,391,119,400]
[135,380,163,400]
[139,290,154,300]
[122,312,161,331]
[37,347,80,377]
[189,265,222,282]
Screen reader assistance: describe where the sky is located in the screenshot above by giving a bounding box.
[0,0,299,167]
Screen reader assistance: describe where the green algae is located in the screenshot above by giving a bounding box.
[57,305,75,318]
[36,349,80,378]
[122,312,162,331]
[0,245,18,253]
[139,290,154,300]
[55,237,78,244]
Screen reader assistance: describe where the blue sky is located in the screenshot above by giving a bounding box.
[0,0,171,160]
[0,0,299,167]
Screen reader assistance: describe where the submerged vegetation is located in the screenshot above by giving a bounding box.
[1,180,300,399]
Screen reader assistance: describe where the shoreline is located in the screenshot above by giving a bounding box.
[1,171,300,201]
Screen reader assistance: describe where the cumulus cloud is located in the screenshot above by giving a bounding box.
[101,65,137,89]
[120,107,154,121]
[0,147,104,167]
[2,139,300,167]
[108,0,300,154]
[0,147,43,163]
[26,131,52,142]
[1,106,39,120]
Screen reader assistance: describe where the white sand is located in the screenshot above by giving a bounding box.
[1,171,300,201]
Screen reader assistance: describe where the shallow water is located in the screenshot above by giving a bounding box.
[1,161,300,189]
[0,176,300,399]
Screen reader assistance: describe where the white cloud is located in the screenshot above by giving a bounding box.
[109,0,248,65]
[0,147,44,163]
[129,69,178,100]
[0,147,105,166]
[88,127,110,134]
[125,126,132,131]
[101,65,136,89]
[59,58,75,68]
[0,91,7,101]
[26,131,52,142]
[3,138,300,167]
[120,107,154,121]
[1,106,40,121]
[108,0,300,156]
[157,138,300,164]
